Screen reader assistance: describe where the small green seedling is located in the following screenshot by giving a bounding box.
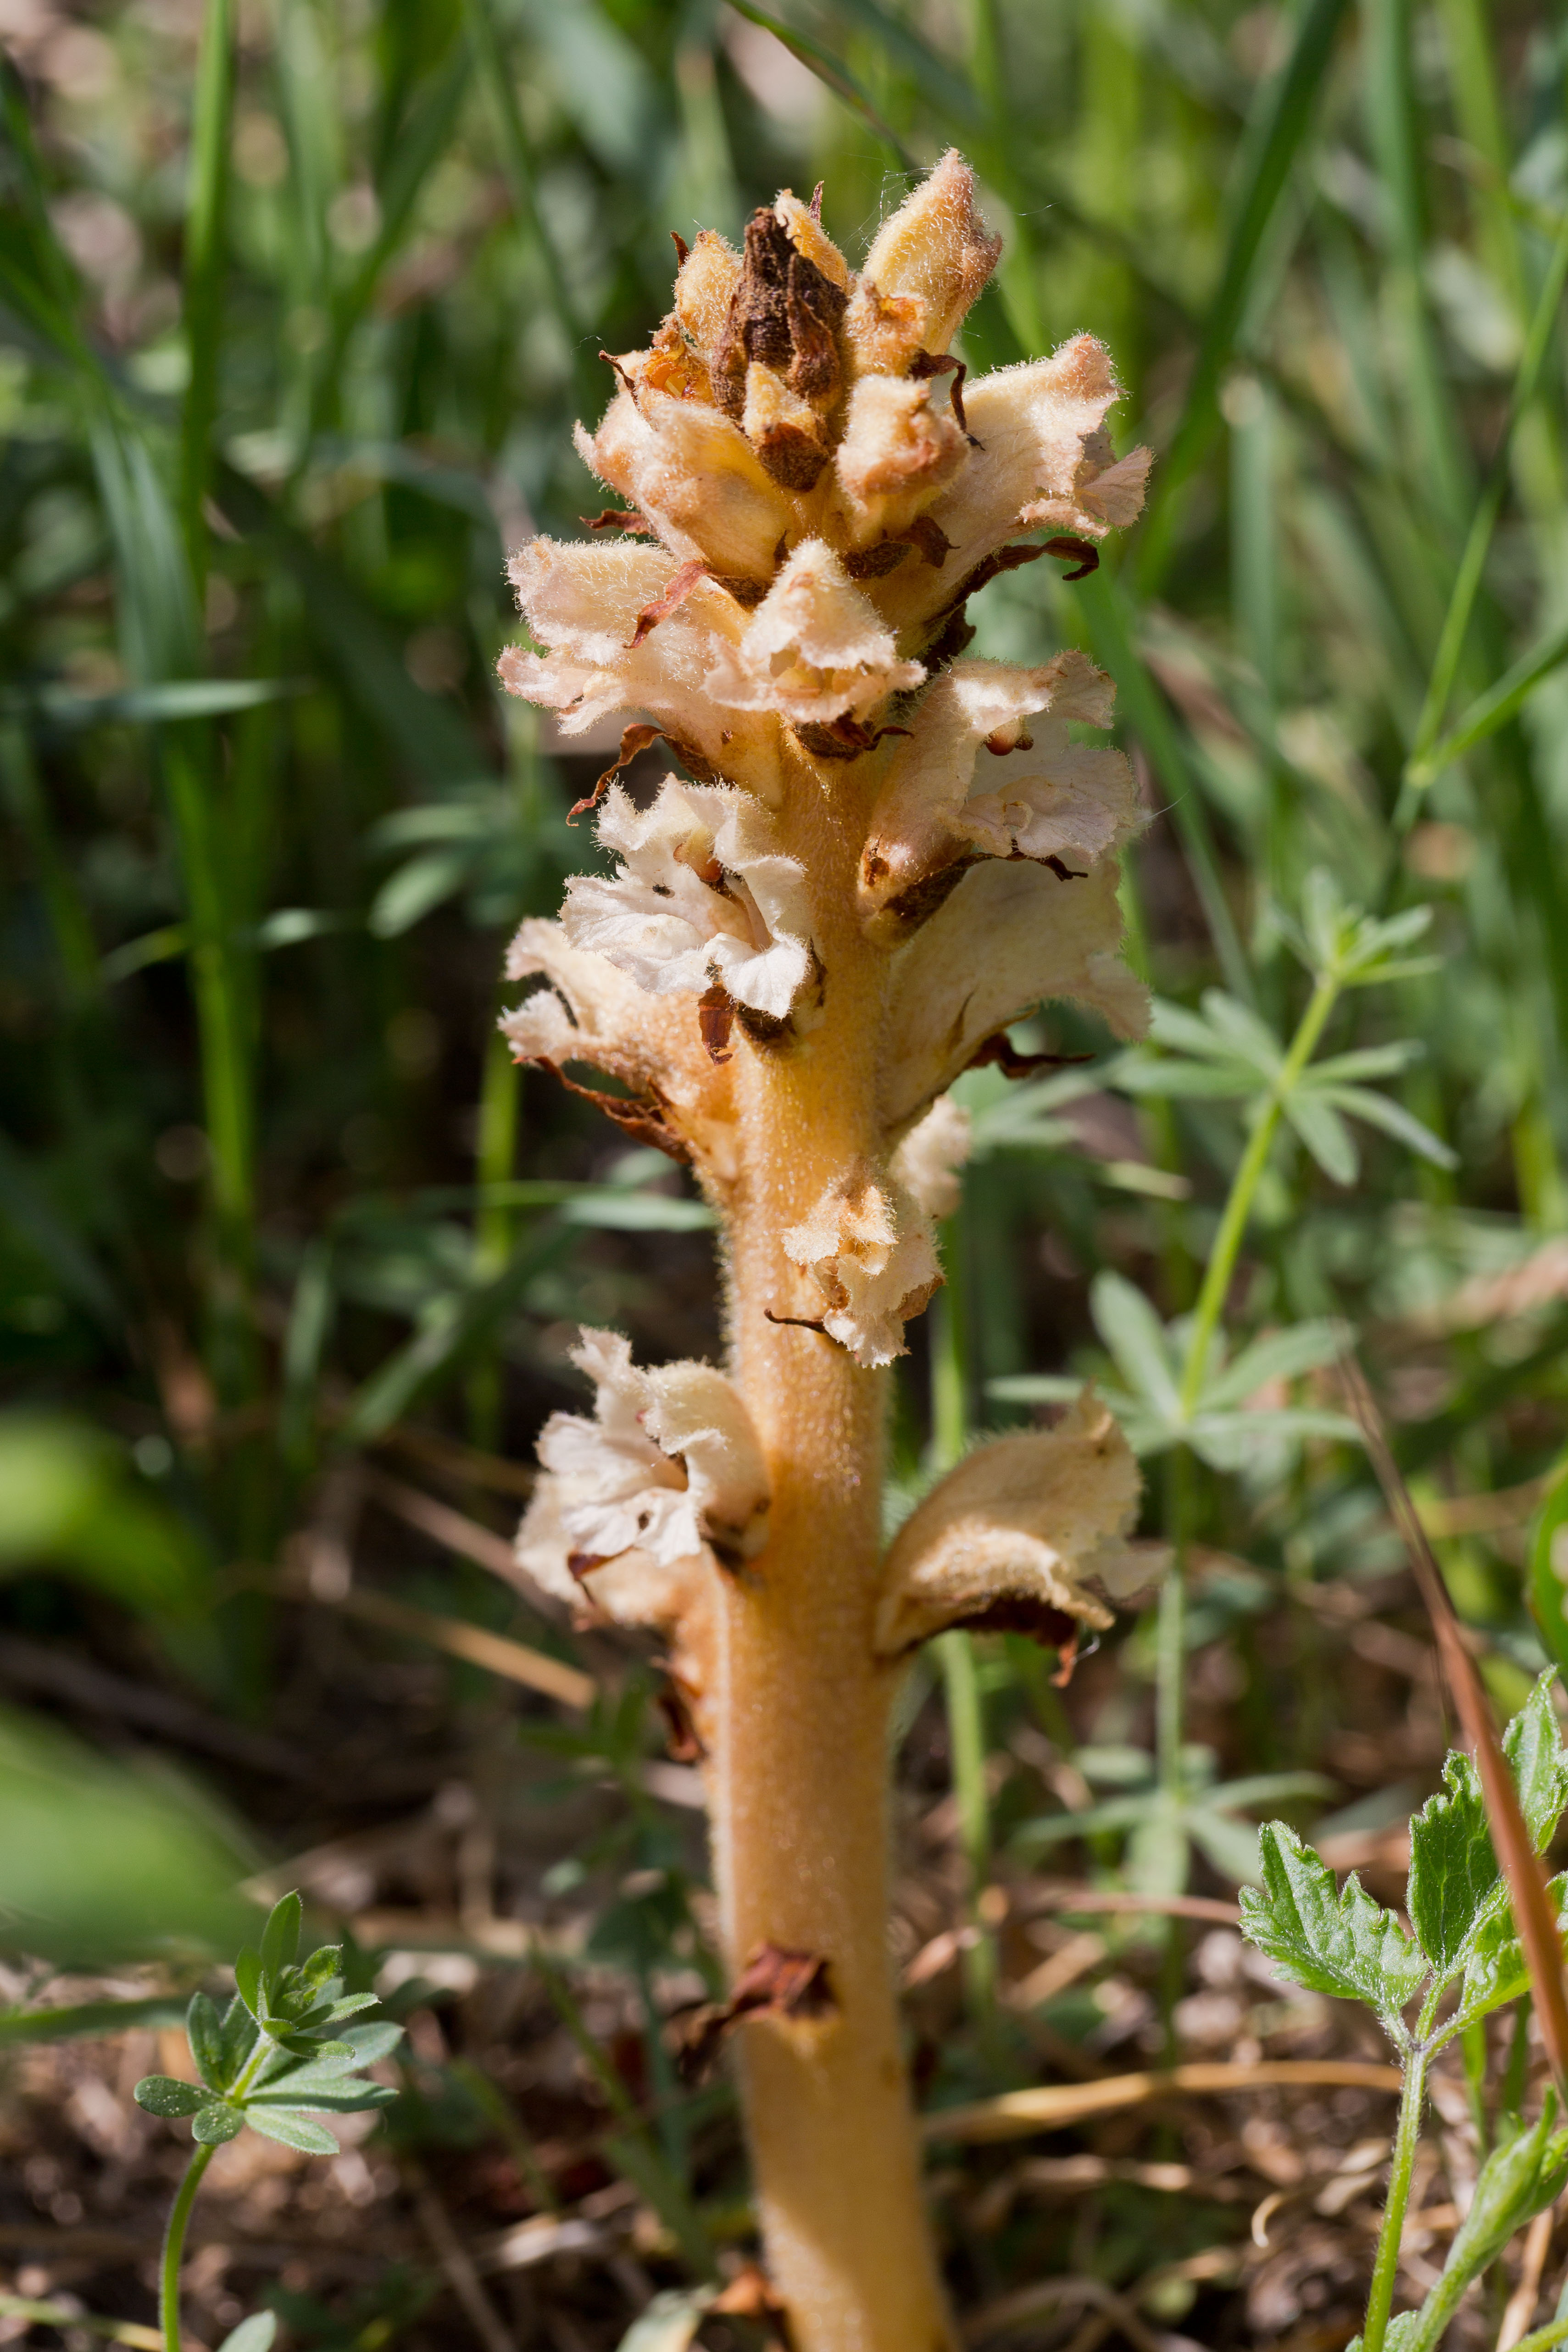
[134,1891,402,2352]
[1243,1674,1568,2352]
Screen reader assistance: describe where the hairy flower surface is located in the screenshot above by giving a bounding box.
[782,1163,942,1368]
[517,1329,769,1618]
[563,777,815,1022]
[874,1391,1150,1656]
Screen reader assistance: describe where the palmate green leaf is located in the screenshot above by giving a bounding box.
[243,2107,339,2156]
[191,2102,245,2145]
[1240,1822,1427,2032]
[133,2074,210,2117]
[1502,1672,1568,1850]
[1196,1319,1348,1412]
[1407,1754,1502,1979]
[1281,1090,1359,1184]
[1089,1272,1183,1423]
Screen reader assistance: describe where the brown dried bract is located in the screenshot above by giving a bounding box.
[1042,533,1101,582]
[712,205,848,418]
[945,1590,1080,1648]
[581,507,654,535]
[794,715,913,762]
[626,557,710,649]
[527,1060,692,1163]
[567,721,663,823]
[899,513,952,568]
[908,350,970,436]
[656,1673,705,1763]
[698,982,736,1065]
[674,1941,837,2081]
[966,1031,1094,1080]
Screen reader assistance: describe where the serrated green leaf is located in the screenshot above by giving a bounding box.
[133,2074,210,2117]
[216,2315,277,2352]
[259,1890,302,1986]
[1407,1754,1501,1979]
[233,1947,264,2022]
[1446,1873,1568,2041]
[186,1990,227,2092]
[1503,1673,1568,1853]
[244,2107,339,2156]
[191,2102,245,2145]
[1240,1822,1426,2030]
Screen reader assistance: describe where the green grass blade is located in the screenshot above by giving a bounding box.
[1135,0,1350,591]
[722,1,912,165]
[180,0,236,590]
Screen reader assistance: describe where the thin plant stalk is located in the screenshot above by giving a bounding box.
[1362,2042,1430,2352]
[1179,971,1338,1414]
[467,1025,521,1451]
[930,1214,998,2025]
[158,2143,216,2352]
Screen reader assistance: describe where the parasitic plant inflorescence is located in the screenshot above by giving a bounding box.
[501,154,1154,2352]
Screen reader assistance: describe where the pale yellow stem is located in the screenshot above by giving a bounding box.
[701,766,956,2352]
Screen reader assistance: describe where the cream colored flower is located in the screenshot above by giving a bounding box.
[853,149,1001,364]
[517,1329,769,1616]
[575,389,793,588]
[562,777,815,1022]
[889,1093,971,1219]
[705,539,925,728]
[883,858,1148,1129]
[833,374,970,550]
[874,1390,1150,1655]
[781,1163,941,1368]
[861,651,1139,924]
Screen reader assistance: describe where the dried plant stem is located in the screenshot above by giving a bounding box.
[710,783,956,2352]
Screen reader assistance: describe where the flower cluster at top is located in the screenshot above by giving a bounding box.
[500,155,1157,1667]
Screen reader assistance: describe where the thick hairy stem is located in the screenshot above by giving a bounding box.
[705,783,956,2352]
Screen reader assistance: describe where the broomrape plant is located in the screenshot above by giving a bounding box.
[498,154,1157,2352]
[1244,1676,1568,2352]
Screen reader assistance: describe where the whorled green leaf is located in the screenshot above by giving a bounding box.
[186,1989,227,2092]
[133,2074,210,2118]
[1240,1822,1427,2031]
[217,1990,257,2082]
[191,2102,245,2145]
[243,2107,339,2156]
[1407,1753,1502,1980]
[215,2315,278,2352]
[258,1890,301,1985]
[233,1946,264,2021]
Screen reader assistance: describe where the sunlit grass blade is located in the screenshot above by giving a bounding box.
[1407,619,1568,794]
[1135,0,1350,592]
[179,0,235,588]
[722,0,912,165]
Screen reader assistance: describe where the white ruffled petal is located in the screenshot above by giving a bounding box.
[516,1327,770,1624]
[782,1165,942,1368]
[705,540,925,727]
[856,149,1001,360]
[890,1094,971,1219]
[560,777,815,1023]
